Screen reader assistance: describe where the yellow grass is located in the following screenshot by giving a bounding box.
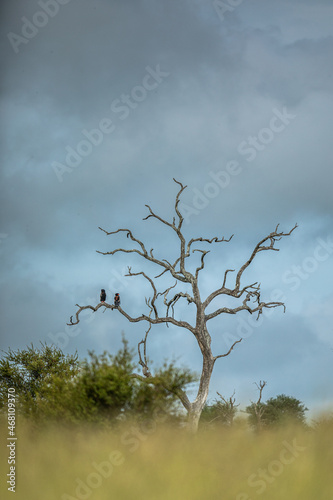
[1,417,332,500]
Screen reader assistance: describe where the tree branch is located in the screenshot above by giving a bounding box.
[185,236,233,280]
[173,178,187,231]
[204,223,297,311]
[206,298,285,322]
[186,235,233,257]
[255,380,267,405]
[234,224,298,293]
[250,380,267,423]
[216,390,239,409]
[97,227,148,257]
[143,205,175,230]
[138,323,152,378]
[125,267,159,319]
[67,302,115,325]
[193,249,210,279]
[165,291,195,318]
[214,338,243,361]
[68,302,196,333]
[222,269,235,289]
[97,226,189,284]
[143,179,187,235]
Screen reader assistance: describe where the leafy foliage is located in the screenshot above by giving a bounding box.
[0,343,79,417]
[246,394,308,429]
[200,393,239,426]
[131,360,197,419]
[0,337,195,425]
[74,337,135,421]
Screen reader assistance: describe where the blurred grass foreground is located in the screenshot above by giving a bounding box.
[1,416,332,500]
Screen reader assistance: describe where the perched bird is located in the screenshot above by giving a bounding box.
[114,293,120,308]
[100,289,106,302]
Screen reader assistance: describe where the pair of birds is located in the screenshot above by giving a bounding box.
[100,289,120,307]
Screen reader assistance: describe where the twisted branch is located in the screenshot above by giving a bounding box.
[68,301,196,333]
[234,224,298,293]
[214,338,243,361]
[165,291,195,318]
[67,302,115,325]
[126,267,159,319]
[204,223,298,312]
[186,235,233,257]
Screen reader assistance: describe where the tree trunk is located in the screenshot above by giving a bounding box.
[185,350,215,433]
[187,408,202,433]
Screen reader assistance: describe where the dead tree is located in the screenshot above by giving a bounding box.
[252,380,267,431]
[216,390,239,427]
[206,390,239,426]
[68,179,297,432]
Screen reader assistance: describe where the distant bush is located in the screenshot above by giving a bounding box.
[0,337,195,425]
[246,394,308,430]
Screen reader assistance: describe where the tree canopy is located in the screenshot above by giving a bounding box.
[0,338,196,425]
[246,394,308,429]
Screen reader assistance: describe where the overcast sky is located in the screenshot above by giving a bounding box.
[1,0,332,416]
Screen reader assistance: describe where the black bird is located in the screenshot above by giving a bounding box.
[114,293,120,308]
[100,289,106,302]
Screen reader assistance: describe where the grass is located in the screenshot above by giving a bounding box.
[1,417,332,500]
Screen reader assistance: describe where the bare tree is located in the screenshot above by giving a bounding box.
[68,179,297,432]
[204,390,240,426]
[216,390,240,427]
[246,380,267,431]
